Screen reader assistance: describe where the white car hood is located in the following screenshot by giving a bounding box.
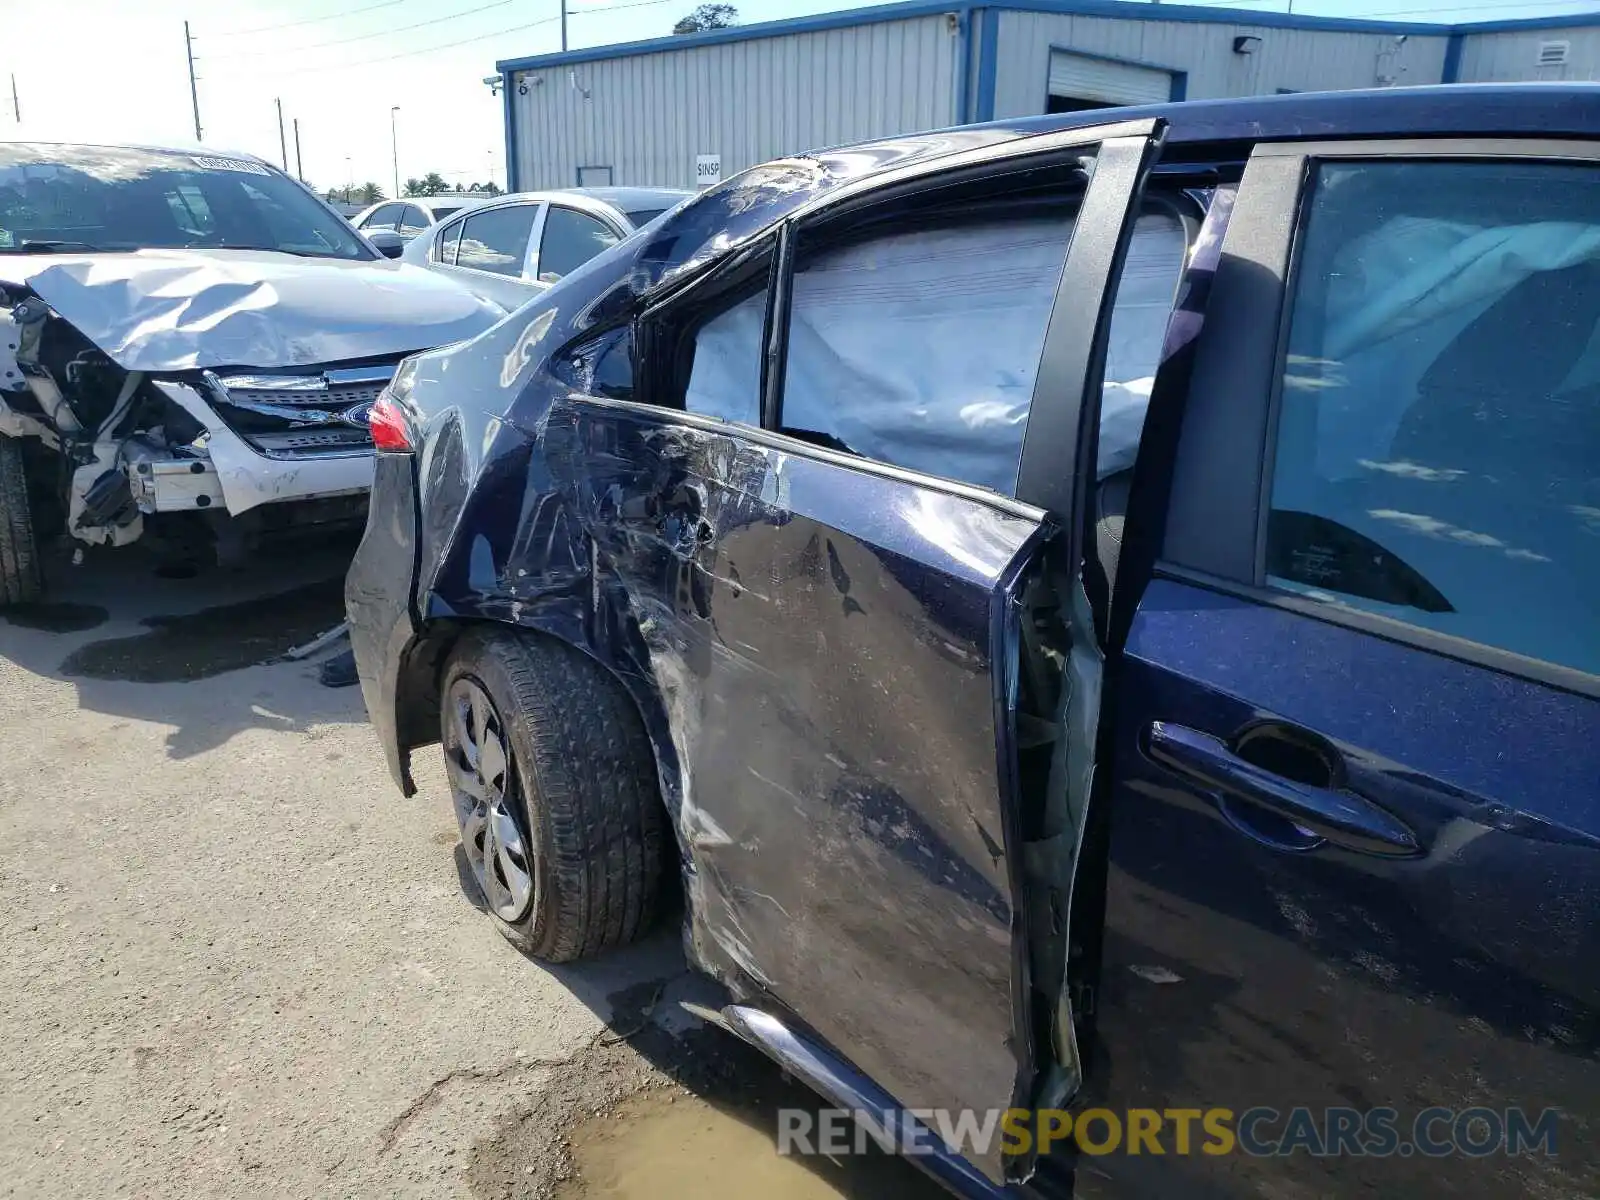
[0,248,504,372]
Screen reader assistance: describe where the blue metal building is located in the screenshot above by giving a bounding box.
[494,0,1600,190]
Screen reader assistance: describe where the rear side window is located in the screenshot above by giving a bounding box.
[1267,159,1600,677]
[361,202,400,230]
[538,207,621,283]
[643,248,771,426]
[456,205,536,276]
[398,204,430,237]
[680,286,767,426]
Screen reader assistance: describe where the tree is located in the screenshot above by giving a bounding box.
[673,3,737,34]
[356,182,386,205]
[403,172,451,196]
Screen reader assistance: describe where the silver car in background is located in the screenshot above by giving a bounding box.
[400,187,692,308]
[351,196,487,258]
[0,141,503,602]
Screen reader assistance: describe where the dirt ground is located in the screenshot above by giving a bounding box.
[0,539,946,1199]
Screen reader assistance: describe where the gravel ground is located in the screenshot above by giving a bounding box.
[0,541,946,1200]
[0,543,689,1198]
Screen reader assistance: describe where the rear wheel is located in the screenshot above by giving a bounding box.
[0,435,43,606]
[439,629,666,962]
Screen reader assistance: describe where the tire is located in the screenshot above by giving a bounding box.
[439,628,666,962]
[0,436,43,606]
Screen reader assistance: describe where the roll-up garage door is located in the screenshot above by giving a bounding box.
[1048,50,1173,106]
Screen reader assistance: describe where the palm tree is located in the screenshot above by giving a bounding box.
[356,182,386,205]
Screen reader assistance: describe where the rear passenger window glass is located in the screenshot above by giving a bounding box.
[538,207,621,283]
[1267,159,1600,676]
[398,204,430,237]
[456,205,536,276]
[682,289,765,425]
[646,248,771,426]
[781,211,1075,494]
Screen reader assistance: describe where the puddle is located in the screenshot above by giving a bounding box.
[0,602,109,632]
[59,578,347,682]
[556,1087,927,1200]
[469,1006,948,1200]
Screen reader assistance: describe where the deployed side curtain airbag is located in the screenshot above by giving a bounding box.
[680,209,1189,498]
[783,215,1075,496]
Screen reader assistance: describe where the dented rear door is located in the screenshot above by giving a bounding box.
[553,120,1166,1186]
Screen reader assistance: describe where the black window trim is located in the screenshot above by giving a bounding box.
[1157,135,1600,700]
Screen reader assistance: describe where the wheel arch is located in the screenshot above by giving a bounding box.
[394,610,687,869]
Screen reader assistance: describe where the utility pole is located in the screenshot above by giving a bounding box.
[183,22,202,141]
[9,74,18,124]
[390,106,401,199]
[276,98,288,171]
[560,0,568,52]
[293,118,303,181]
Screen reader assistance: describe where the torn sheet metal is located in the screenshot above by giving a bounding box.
[6,249,502,372]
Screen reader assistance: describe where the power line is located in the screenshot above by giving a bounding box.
[1347,0,1600,16]
[206,0,413,37]
[223,14,563,78]
[568,0,678,11]
[204,0,517,59]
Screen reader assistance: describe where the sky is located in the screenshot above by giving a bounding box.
[4,0,1597,197]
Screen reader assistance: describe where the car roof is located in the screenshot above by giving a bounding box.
[972,82,1600,148]
[0,139,271,164]
[631,83,1600,294]
[561,186,696,211]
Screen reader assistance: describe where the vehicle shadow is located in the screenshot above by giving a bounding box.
[446,855,951,1199]
[0,535,366,760]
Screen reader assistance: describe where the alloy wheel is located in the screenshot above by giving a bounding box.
[443,678,535,922]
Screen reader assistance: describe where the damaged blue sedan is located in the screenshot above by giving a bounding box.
[347,84,1600,1199]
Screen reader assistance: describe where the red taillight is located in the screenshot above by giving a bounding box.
[368,394,413,453]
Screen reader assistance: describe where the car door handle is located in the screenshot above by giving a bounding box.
[1146,722,1418,858]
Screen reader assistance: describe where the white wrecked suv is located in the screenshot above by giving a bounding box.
[0,141,504,602]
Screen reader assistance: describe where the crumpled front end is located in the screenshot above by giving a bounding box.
[0,283,402,550]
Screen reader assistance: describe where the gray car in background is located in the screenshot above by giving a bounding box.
[399,186,691,309]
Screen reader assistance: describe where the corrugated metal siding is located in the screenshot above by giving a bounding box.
[1049,49,1173,104]
[508,15,959,190]
[1457,27,1600,83]
[992,12,1450,116]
